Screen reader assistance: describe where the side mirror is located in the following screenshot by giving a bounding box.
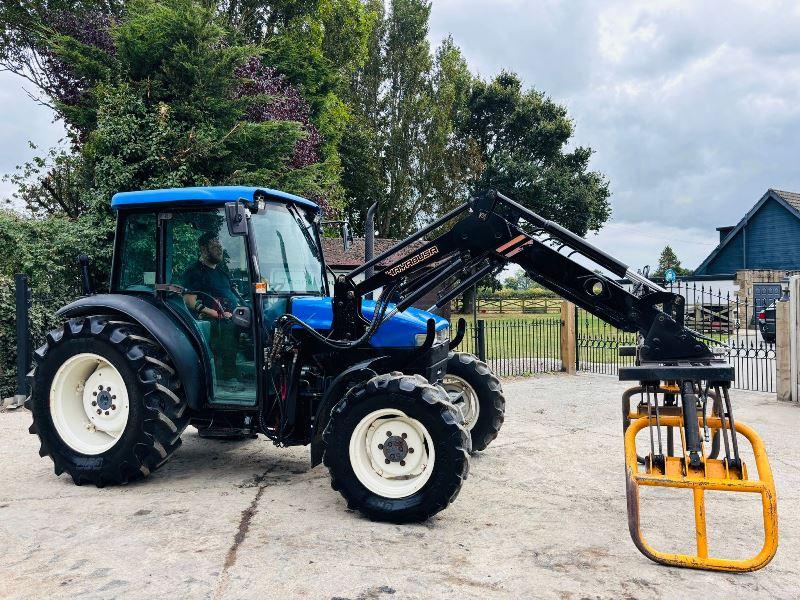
[225,200,249,236]
[231,306,251,328]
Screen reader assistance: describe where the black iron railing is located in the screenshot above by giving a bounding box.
[451,318,562,377]
[576,282,778,393]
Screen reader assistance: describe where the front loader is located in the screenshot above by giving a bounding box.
[25,186,777,570]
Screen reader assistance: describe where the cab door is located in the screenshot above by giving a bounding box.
[164,208,258,406]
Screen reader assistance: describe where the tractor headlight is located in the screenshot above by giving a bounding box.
[415,326,449,347]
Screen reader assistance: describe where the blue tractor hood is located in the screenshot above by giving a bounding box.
[290,296,449,348]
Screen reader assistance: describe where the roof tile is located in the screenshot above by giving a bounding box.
[322,237,427,269]
[772,188,800,212]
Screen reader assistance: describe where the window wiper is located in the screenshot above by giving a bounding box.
[288,205,322,260]
[276,231,294,288]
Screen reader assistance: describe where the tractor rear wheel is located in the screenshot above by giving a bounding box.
[27,316,189,486]
[442,352,505,451]
[323,373,470,523]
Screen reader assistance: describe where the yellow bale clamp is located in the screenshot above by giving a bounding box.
[624,412,778,572]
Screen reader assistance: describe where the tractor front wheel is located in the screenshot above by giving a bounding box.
[442,352,505,451]
[323,373,470,523]
[27,316,189,486]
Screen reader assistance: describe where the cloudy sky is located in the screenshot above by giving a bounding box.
[429,0,800,271]
[2,1,800,272]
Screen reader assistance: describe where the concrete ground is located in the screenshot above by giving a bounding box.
[1,374,798,599]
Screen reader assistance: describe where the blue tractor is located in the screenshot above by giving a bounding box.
[27,186,503,522]
[28,185,779,571]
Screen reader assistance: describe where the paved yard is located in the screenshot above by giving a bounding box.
[1,374,798,599]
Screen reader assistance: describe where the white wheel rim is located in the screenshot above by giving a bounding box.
[442,375,480,431]
[348,408,435,499]
[50,353,131,455]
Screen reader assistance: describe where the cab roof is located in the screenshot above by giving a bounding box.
[111,186,320,212]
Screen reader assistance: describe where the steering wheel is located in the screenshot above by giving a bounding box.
[187,290,227,319]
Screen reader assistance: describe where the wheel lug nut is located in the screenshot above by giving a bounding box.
[96,409,102,414]
[378,443,383,450]
[92,401,97,406]
[98,385,103,390]
[106,387,111,392]
[93,391,98,396]
[111,395,116,400]
[401,432,407,439]
[385,459,390,464]
[111,405,116,411]
[408,448,414,453]
[400,460,406,467]
[104,411,109,416]
[386,431,392,436]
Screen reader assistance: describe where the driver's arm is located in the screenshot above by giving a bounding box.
[183,293,222,319]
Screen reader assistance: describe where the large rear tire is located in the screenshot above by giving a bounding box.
[442,352,505,451]
[27,316,190,486]
[323,373,470,523]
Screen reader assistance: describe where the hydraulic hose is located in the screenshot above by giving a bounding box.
[274,283,398,351]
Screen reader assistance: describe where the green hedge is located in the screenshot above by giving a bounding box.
[0,211,113,398]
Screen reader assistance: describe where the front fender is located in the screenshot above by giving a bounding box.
[309,357,383,467]
[57,294,206,410]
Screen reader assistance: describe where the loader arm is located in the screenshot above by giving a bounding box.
[332,189,708,364]
[322,189,778,573]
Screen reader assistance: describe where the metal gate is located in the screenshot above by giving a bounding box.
[576,282,778,393]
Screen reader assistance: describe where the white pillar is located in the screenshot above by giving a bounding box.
[790,276,799,403]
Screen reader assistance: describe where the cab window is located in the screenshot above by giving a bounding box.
[115,212,157,291]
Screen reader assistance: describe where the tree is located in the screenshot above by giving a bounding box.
[1,0,377,215]
[378,0,432,237]
[340,1,481,236]
[339,0,386,233]
[462,72,611,236]
[503,272,536,292]
[419,36,481,219]
[3,146,88,217]
[652,245,691,279]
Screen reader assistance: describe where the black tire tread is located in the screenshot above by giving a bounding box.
[26,315,190,486]
[323,373,470,523]
[446,351,505,451]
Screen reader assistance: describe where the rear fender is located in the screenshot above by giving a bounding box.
[310,357,383,467]
[56,294,206,410]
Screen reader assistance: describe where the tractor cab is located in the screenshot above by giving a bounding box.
[111,186,327,407]
[110,186,448,410]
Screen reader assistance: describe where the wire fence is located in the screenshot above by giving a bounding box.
[667,281,778,393]
[575,312,637,376]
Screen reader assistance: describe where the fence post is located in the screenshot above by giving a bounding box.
[560,301,576,374]
[11,273,30,408]
[776,290,791,401]
[476,319,486,362]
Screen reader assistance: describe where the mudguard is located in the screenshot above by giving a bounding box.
[56,294,206,410]
[309,357,383,467]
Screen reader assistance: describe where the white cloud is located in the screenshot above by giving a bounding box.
[586,220,717,272]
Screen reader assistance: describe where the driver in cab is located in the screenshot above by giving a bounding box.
[182,231,243,390]
[182,231,239,320]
